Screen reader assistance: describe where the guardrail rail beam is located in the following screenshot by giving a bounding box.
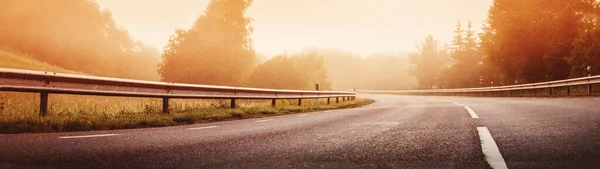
[0,68,357,116]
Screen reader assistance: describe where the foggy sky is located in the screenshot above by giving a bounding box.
[98,0,492,57]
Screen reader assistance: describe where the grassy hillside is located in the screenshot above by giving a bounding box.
[0,48,82,74]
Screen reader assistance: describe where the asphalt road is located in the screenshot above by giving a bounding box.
[1,94,600,169]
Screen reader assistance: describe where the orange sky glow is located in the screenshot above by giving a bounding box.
[98,0,493,57]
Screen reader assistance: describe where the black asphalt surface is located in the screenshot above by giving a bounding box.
[1,94,600,169]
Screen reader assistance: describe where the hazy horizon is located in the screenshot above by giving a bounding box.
[97,0,492,57]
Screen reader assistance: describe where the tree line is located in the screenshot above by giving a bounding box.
[158,0,415,90]
[410,0,600,89]
[0,0,161,80]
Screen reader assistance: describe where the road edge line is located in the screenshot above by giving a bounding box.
[59,134,118,139]
[477,127,508,169]
[188,126,218,130]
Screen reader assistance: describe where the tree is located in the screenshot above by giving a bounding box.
[408,35,447,89]
[444,21,484,88]
[451,22,465,52]
[480,0,592,84]
[0,0,158,79]
[569,1,600,77]
[159,0,256,86]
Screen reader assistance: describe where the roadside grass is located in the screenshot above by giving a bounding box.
[0,92,373,133]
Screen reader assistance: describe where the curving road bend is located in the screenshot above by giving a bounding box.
[1,94,600,168]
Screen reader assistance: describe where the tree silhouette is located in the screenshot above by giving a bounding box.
[159,0,256,86]
[408,35,447,89]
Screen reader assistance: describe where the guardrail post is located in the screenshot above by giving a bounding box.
[298,99,302,106]
[336,97,339,103]
[327,97,330,105]
[549,87,553,96]
[272,99,276,107]
[231,99,237,108]
[343,97,346,102]
[39,92,48,116]
[589,84,593,95]
[567,86,571,96]
[162,98,169,113]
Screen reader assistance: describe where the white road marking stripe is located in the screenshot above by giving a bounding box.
[59,134,118,139]
[477,127,508,169]
[298,114,309,117]
[463,106,480,118]
[188,126,218,130]
[449,101,480,119]
[255,119,274,123]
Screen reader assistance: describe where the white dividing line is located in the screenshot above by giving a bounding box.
[477,127,508,169]
[463,105,480,119]
[188,126,218,130]
[449,101,480,119]
[297,114,309,117]
[255,119,274,123]
[59,134,118,139]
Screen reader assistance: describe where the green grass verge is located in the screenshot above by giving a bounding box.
[0,98,373,134]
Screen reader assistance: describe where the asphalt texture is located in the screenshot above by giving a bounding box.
[1,94,600,169]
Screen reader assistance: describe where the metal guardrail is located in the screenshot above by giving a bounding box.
[0,68,356,116]
[360,75,600,96]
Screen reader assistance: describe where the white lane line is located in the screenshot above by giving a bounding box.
[463,105,480,119]
[477,127,508,169]
[255,119,274,123]
[188,126,218,130]
[59,134,118,139]
[297,114,309,117]
[449,101,480,119]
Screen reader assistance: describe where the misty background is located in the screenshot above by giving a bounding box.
[1,0,598,91]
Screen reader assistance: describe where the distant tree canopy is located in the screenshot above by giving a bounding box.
[159,0,256,86]
[248,53,331,90]
[481,0,595,84]
[303,48,416,90]
[570,1,600,78]
[408,35,447,89]
[0,0,160,80]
